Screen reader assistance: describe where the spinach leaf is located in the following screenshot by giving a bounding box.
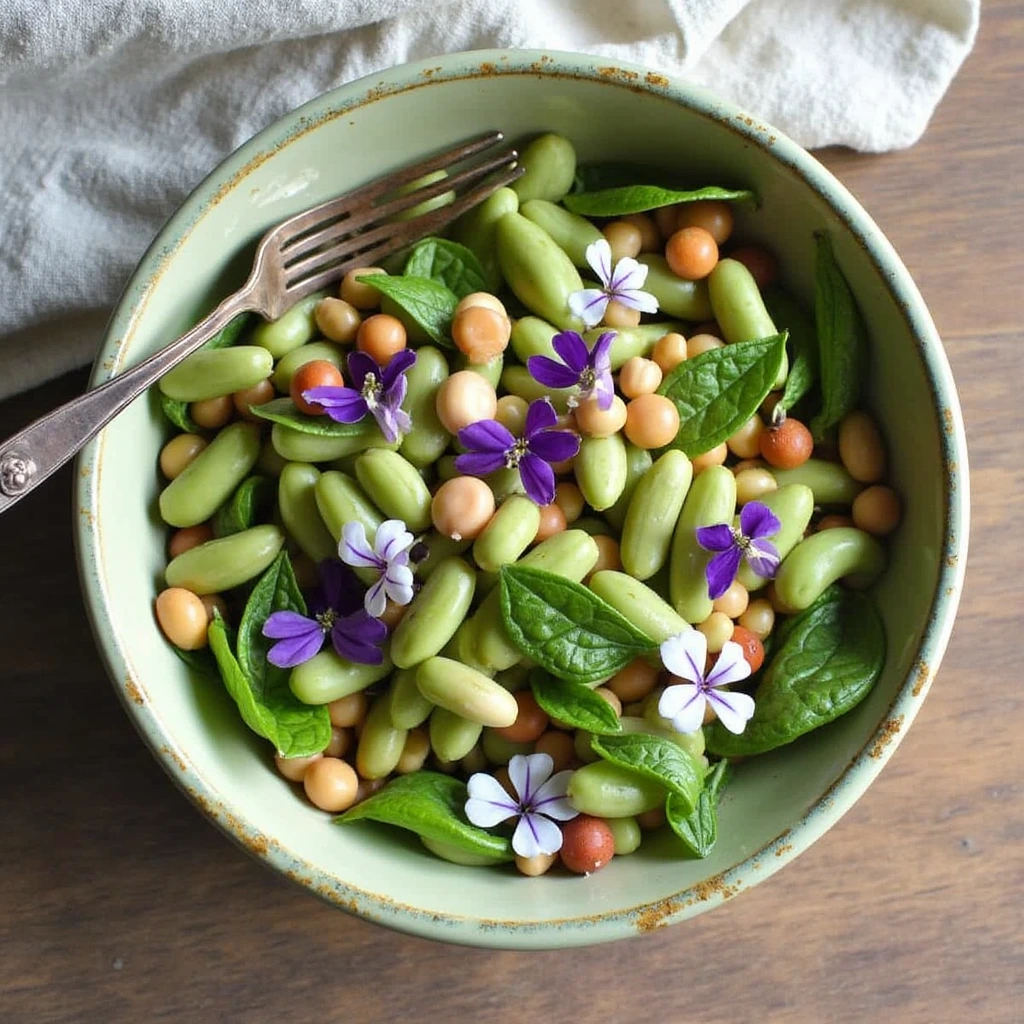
[657,333,788,456]
[563,184,755,218]
[706,588,886,757]
[158,313,253,432]
[247,398,373,437]
[572,162,668,193]
[336,771,514,861]
[212,475,276,537]
[590,732,704,814]
[530,669,623,735]
[499,566,657,686]
[403,237,488,299]
[357,274,458,347]
[172,644,220,680]
[666,759,732,858]
[809,232,868,439]
[764,287,819,420]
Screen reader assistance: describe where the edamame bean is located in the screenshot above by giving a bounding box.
[270,341,344,393]
[420,835,505,866]
[451,186,519,290]
[159,421,261,528]
[774,527,887,610]
[736,484,815,590]
[621,449,693,580]
[509,316,559,364]
[314,470,383,541]
[588,570,690,644]
[473,495,542,573]
[429,707,484,763]
[158,347,273,403]
[290,647,393,704]
[387,667,435,729]
[583,322,685,371]
[251,292,325,358]
[398,345,450,467]
[574,433,627,511]
[164,524,284,594]
[770,459,864,506]
[669,464,737,623]
[603,443,654,531]
[415,657,519,728]
[390,557,477,669]
[271,422,398,463]
[520,199,602,266]
[355,698,408,780]
[511,133,577,204]
[355,448,432,532]
[566,760,666,818]
[637,254,714,321]
[499,365,573,413]
[278,462,337,563]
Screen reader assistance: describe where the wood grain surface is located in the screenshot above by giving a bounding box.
[1,5,1021,1022]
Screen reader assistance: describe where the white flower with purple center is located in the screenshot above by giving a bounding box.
[526,329,616,410]
[658,629,755,736]
[464,752,578,858]
[338,519,416,618]
[567,238,659,328]
[696,500,782,599]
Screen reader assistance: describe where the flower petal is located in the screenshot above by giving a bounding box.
[531,769,578,820]
[347,351,381,389]
[512,812,564,858]
[383,562,415,607]
[262,610,320,639]
[380,347,417,388]
[608,256,649,293]
[740,500,783,540]
[363,575,388,618]
[614,288,660,315]
[339,521,380,570]
[519,452,556,507]
[585,238,614,286]
[508,752,552,804]
[301,387,367,422]
[671,692,708,735]
[527,355,583,391]
[695,523,735,552]
[551,331,590,373]
[527,428,580,464]
[458,418,516,453]
[660,629,707,685]
[466,773,520,826]
[266,629,326,668]
[331,620,385,665]
[745,538,781,579]
[454,450,508,477]
[706,640,753,688]
[658,681,699,720]
[374,520,414,562]
[567,288,609,328]
[591,332,615,374]
[317,559,361,615]
[705,546,743,600]
[524,398,558,438]
[708,687,756,735]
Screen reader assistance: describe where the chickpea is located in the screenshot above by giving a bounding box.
[636,806,667,831]
[713,581,750,620]
[729,625,766,673]
[323,726,352,759]
[329,692,368,729]
[738,598,775,639]
[353,776,386,803]
[767,581,798,615]
[534,730,576,774]
[654,205,681,239]
[303,757,359,812]
[356,314,407,364]
[652,332,688,374]
[602,220,643,261]
[232,378,276,422]
[761,391,783,422]
[623,394,680,449]
[396,728,430,774]
[461,745,488,776]
[168,524,213,559]
[728,414,766,459]
[495,691,549,744]
[687,333,725,359]
[732,458,766,474]
[818,514,855,532]
[729,245,779,289]
[665,226,719,280]
[534,502,568,543]
[159,433,207,480]
[452,305,510,364]
[574,728,599,763]
[155,587,209,650]
[290,359,344,416]
[431,476,495,540]
[435,370,498,434]
[454,292,509,320]
[574,394,628,438]
[315,297,362,343]
[698,611,734,653]
[852,485,902,535]
[594,686,622,717]
[691,442,728,474]
[190,395,233,429]
[620,212,661,252]
[760,417,814,469]
[675,200,734,245]
[554,482,585,524]
[515,851,558,877]
[602,299,641,329]
[340,267,386,310]
[606,658,659,704]
[618,356,663,398]
[560,815,616,874]
[495,394,529,435]
[200,594,228,625]
[588,534,622,578]
[735,467,778,505]
[378,598,407,629]
[838,410,887,483]
[274,752,322,783]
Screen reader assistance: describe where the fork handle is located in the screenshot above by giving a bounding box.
[0,287,257,516]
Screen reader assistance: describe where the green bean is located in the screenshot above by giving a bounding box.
[770,460,864,506]
[387,667,436,729]
[313,470,384,542]
[499,365,573,412]
[429,707,484,763]
[520,199,602,266]
[355,448,432,532]
[583,322,686,371]
[415,657,519,727]
[390,557,477,669]
[355,698,408,780]
[398,345,451,468]
[637,255,714,321]
[736,484,815,590]
[277,462,337,563]
[164,524,284,594]
[159,421,261,528]
[270,341,345,393]
[451,186,519,291]
[453,351,503,389]
[603,443,654,530]
[481,728,533,766]
[606,816,642,855]
[566,761,666,817]
[620,449,693,580]
[251,292,325,358]
[511,133,577,204]
[509,316,559,364]
[158,347,273,402]
[271,422,398,463]
[574,433,627,511]
[773,527,887,611]
[473,495,541,573]
[588,570,690,644]
[420,835,505,866]
[289,647,393,704]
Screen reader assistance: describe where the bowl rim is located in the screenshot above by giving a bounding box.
[74,47,970,948]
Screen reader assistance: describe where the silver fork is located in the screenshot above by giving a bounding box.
[0,131,521,515]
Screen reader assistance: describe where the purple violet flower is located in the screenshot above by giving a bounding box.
[338,519,416,618]
[527,330,616,411]
[464,752,578,858]
[658,629,754,735]
[567,238,659,328]
[695,500,783,600]
[454,398,580,507]
[262,559,387,668]
[303,349,416,443]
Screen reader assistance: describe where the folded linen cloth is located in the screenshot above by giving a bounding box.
[0,0,978,400]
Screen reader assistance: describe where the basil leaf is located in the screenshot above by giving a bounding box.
[657,333,788,456]
[336,771,513,861]
[358,274,458,347]
[403,237,488,299]
[563,184,755,218]
[590,732,704,814]
[499,566,657,686]
[809,232,868,439]
[530,669,623,735]
[706,589,886,757]
[666,759,732,858]
[764,288,819,419]
[158,313,253,432]
[247,398,373,437]
[212,475,276,537]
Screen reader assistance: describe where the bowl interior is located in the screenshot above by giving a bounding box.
[76,52,967,948]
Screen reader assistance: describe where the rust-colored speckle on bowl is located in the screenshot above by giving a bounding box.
[634,897,682,934]
[477,62,498,75]
[161,744,188,772]
[911,661,931,698]
[125,676,144,705]
[869,716,905,759]
[644,72,669,88]
[598,66,639,83]
[774,843,794,858]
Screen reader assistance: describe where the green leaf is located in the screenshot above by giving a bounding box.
[212,475,276,537]
[403,237,488,299]
[563,184,755,218]
[247,397,374,437]
[666,759,732,858]
[590,732,704,814]
[358,274,458,347]
[706,589,886,757]
[530,669,623,735]
[763,287,819,419]
[158,313,253,432]
[572,162,667,193]
[499,566,657,686]
[657,333,788,456]
[172,644,220,680]
[336,771,513,860]
[809,232,869,439]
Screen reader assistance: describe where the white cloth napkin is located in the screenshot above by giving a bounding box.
[0,0,978,400]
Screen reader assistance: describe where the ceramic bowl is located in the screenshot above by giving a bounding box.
[75,49,969,948]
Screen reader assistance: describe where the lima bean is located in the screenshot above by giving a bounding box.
[736,484,815,590]
[451,186,519,291]
[355,448,432,532]
[290,647,393,704]
[420,835,505,866]
[251,292,325,358]
[511,133,577,204]
[387,667,436,729]
[499,365,573,413]
[773,527,887,611]
[574,433,628,511]
[271,422,398,463]
[621,449,693,580]
[277,462,337,563]
[356,698,408,779]
[270,340,344,393]
[429,707,484,763]
[588,570,690,645]
[473,495,542,573]
[164,524,284,594]
[566,760,666,818]
[603,443,654,530]
[770,459,864,506]
[453,351,504,389]
[158,346,273,403]
[510,316,558,364]
[415,657,519,728]
[638,255,714,321]
[314,470,384,542]
[520,199,602,266]
[414,531,474,580]
[398,345,450,467]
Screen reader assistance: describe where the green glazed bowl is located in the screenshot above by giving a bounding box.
[75,49,969,948]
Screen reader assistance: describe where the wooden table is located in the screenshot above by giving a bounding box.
[1,7,1021,1021]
